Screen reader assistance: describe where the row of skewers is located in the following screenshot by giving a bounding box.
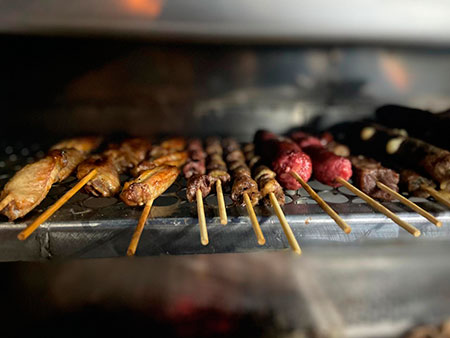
[0,123,448,256]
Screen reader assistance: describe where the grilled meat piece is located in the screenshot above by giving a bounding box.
[183,139,206,179]
[150,137,186,158]
[253,165,284,206]
[77,155,120,197]
[51,136,102,153]
[132,151,188,177]
[0,137,101,220]
[231,176,260,207]
[358,123,450,191]
[400,169,436,198]
[300,145,352,187]
[186,174,213,203]
[254,130,312,190]
[205,137,223,156]
[223,138,261,207]
[120,165,179,207]
[104,138,151,173]
[350,155,399,201]
[77,138,151,197]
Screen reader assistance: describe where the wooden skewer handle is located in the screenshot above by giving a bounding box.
[290,171,351,234]
[376,181,442,227]
[216,180,228,225]
[127,199,153,256]
[18,169,98,241]
[196,189,209,246]
[0,194,13,211]
[336,177,421,237]
[422,185,450,209]
[243,193,266,246]
[269,192,301,255]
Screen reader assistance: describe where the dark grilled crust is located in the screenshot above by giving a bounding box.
[186,174,213,203]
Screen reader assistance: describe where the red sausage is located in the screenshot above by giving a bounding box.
[302,145,352,187]
[254,130,312,189]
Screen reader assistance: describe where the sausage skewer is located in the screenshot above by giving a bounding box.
[123,137,187,256]
[290,133,352,234]
[205,137,230,225]
[18,137,150,240]
[184,139,209,245]
[308,132,431,233]
[244,143,301,253]
[223,138,266,246]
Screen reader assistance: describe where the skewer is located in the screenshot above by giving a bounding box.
[216,180,228,225]
[290,172,352,234]
[127,199,153,256]
[243,192,265,245]
[421,185,450,209]
[376,181,442,227]
[268,192,301,254]
[335,177,421,237]
[18,169,98,241]
[196,189,209,245]
[0,194,13,211]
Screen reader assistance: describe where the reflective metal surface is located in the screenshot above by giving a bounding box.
[0,143,448,261]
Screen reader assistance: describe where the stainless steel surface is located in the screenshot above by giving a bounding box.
[0,142,448,261]
[1,0,450,45]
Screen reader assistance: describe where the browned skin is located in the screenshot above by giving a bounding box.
[77,138,152,197]
[150,137,187,158]
[400,169,436,198]
[120,165,180,207]
[253,165,285,206]
[131,151,188,177]
[350,155,399,201]
[0,137,101,220]
[77,155,120,197]
[51,136,102,153]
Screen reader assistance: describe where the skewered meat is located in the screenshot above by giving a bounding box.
[183,139,206,179]
[186,174,213,203]
[375,104,450,149]
[360,124,450,191]
[254,130,312,190]
[301,145,352,187]
[120,165,179,207]
[77,137,152,197]
[150,137,186,158]
[400,169,436,198]
[77,155,120,197]
[223,138,260,207]
[0,137,101,220]
[350,155,399,201]
[184,139,211,203]
[104,137,151,173]
[205,138,230,185]
[132,151,188,177]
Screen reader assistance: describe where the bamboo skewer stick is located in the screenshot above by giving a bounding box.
[216,180,228,225]
[376,181,442,227]
[18,169,98,241]
[290,172,352,234]
[127,199,153,256]
[269,192,302,254]
[196,189,209,246]
[0,194,13,211]
[421,185,450,209]
[243,192,265,246]
[335,177,421,237]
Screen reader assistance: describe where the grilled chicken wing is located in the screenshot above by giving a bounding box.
[120,165,180,206]
[0,136,101,220]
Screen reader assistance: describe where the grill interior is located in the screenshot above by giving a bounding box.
[1,139,448,260]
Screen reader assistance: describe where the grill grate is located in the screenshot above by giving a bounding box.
[0,142,449,260]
